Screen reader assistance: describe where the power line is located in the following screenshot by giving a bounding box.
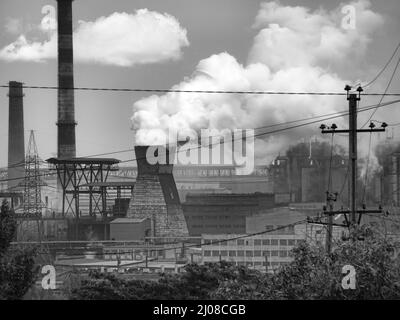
[361,132,373,204]
[326,132,335,193]
[32,219,309,257]
[1,84,400,96]
[362,40,400,89]
[361,55,400,128]
[1,98,400,184]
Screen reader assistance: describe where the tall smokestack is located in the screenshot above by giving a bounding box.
[8,81,25,191]
[56,0,76,158]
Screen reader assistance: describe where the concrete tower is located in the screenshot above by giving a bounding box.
[127,146,189,238]
[56,0,76,159]
[8,81,25,191]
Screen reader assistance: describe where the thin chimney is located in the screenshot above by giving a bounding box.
[8,81,25,191]
[56,0,76,158]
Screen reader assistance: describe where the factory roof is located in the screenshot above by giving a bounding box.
[46,157,120,165]
[80,181,135,188]
[0,191,23,197]
[110,218,149,224]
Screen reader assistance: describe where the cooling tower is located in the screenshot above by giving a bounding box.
[8,81,25,191]
[127,146,189,238]
[56,0,76,158]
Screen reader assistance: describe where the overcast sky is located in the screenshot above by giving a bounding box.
[0,0,399,167]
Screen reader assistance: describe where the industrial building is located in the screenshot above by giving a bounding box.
[201,207,345,272]
[182,193,275,236]
[270,141,348,204]
[1,0,398,264]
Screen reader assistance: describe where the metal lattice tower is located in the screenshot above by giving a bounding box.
[20,130,46,217]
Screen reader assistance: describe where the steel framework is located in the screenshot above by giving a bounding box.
[46,157,120,218]
[19,131,46,217]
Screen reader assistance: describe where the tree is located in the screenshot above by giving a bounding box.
[0,200,38,300]
[269,226,400,299]
[69,225,400,300]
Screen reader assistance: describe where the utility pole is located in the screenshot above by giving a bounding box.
[325,191,337,254]
[264,253,269,273]
[316,85,387,241]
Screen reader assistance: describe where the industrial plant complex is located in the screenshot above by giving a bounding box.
[1,0,400,284]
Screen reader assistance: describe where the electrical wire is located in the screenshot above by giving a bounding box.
[326,132,335,193]
[1,84,400,96]
[1,98,400,185]
[29,219,309,257]
[361,132,373,204]
[361,55,400,128]
[362,40,400,89]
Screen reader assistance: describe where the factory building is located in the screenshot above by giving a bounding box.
[270,144,348,204]
[182,193,275,236]
[201,206,345,271]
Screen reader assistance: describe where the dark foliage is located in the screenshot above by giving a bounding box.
[0,200,38,300]
[70,225,400,300]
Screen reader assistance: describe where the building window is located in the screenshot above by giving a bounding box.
[254,240,262,246]
[220,251,227,256]
[288,239,295,246]
[271,239,278,246]
[279,239,288,246]
[212,251,219,257]
[220,240,228,246]
[237,239,245,246]
[246,262,253,267]
[271,250,279,257]
[246,251,253,257]
[245,240,252,246]
[254,250,261,257]
[254,261,262,266]
[262,239,270,246]
[263,251,270,257]
[265,225,274,231]
[229,251,236,257]
[237,250,244,257]
[279,250,287,258]
[204,251,211,257]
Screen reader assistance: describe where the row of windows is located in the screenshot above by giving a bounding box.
[192,225,245,229]
[205,261,289,267]
[188,215,237,220]
[203,250,290,258]
[204,239,303,246]
[175,168,269,177]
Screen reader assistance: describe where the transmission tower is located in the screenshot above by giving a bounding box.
[20,130,46,217]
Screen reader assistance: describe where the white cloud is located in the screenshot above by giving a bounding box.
[248,0,384,70]
[5,17,23,34]
[0,9,189,66]
[131,1,384,164]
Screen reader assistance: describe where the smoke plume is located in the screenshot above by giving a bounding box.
[131,0,384,165]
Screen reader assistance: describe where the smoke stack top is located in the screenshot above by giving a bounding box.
[56,0,76,159]
[8,81,25,191]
